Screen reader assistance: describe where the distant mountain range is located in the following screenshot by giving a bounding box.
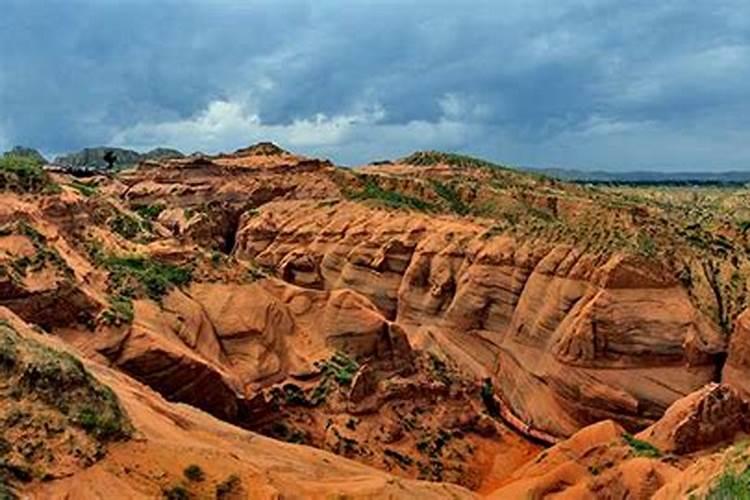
[4,144,750,183]
[528,167,750,185]
[3,145,185,171]
[53,147,184,170]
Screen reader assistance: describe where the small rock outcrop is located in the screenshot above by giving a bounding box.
[635,383,749,454]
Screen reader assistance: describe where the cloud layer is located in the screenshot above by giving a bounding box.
[2,0,750,170]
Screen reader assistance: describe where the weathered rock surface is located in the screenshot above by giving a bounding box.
[488,382,750,499]
[635,383,749,455]
[67,279,415,426]
[487,420,679,500]
[233,199,724,438]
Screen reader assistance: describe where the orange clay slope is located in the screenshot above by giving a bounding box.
[0,306,474,500]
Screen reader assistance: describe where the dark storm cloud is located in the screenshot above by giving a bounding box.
[1,0,749,170]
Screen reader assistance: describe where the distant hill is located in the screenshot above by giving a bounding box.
[53,147,184,170]
[141,147,186,161]
[2,146,47,165]
[396,151,750,186]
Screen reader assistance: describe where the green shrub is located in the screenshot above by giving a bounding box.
[281,384,308,406]
[163,485,189,500]
[134,204,166,220]
[481,378,501,417]
[216,474,241,499]
[210,252,223,267]
[73,397,129,440]
[5,222,73,280]
[308,379,330,406]
[428,353,452,386]
[183,464,205,482]
[100,296,134,326]
[109,213,146,240]
[268,422,307,444]
[317,352,359,387]
[94,252,192,326]
[706,466,750,499]
[622,433,661,458]
[384,449,413,468]
[246,266,267,282]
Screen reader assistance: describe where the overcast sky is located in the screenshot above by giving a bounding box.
[1,0,749,171]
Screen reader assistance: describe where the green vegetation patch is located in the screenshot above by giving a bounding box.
[269,352,360,409]
[134,203,166,221]
[431,180,470,215]
[706,465,750,499]
[622,432,662,458]
[267,421,307,444]
[317,352,360,387]
[636,232,657,258]
[0,322,131,441]
[69,180,98,197]
[88,244,192,326]
[108,213,149,240]
[348,178,433,212]
[100,295,135,327]
[0,154,57,194]
[385,448,414,469]
[403,151,506,170]
[104,255,192,301]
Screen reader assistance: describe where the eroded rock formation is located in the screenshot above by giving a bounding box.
[233,200,725,438]
[3,143,750,498]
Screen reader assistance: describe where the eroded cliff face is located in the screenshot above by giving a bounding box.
[233,199,725,438]
[67,280,414,422]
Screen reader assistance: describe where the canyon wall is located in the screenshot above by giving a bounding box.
[234,199,726,438]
